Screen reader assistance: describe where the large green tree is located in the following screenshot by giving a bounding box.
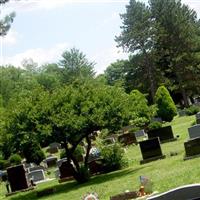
[150,0,200,107]
[116,0,156,100]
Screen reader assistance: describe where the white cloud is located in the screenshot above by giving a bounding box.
[3,0,129,13]
[1,42,69,67]
[92,44,129,74]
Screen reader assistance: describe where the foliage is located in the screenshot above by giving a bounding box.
[59,48,95,83]
[9,154,22,165]
[148,121,162,130]
[0,159,10,170]
[155,86,177,122]
[185,105,200,116]
[22,140,45,165]
[128,89,157,127]
[115,0,200,104]
[100,143,127,172]
[0,0,15,36]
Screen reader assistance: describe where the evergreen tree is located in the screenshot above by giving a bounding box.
[155,86,177,122]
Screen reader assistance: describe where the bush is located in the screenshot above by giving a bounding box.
[9,154,22,165]
[0,159,10,170]
[100,143,127,172]
[154,86,177,122]
[23,141,45,165]
[185,105,200,116]
[148,121,162,130]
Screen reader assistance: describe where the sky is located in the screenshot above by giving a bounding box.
[1,0,200,74]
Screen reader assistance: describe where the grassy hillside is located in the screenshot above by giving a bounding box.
[0,115,199,200]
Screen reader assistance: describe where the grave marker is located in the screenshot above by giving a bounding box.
[139,138,165,164]
[7,164,29,192]
[27,169,45,183]
[147,126,176,143]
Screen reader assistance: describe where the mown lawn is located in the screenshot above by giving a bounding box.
[0,115,199,200]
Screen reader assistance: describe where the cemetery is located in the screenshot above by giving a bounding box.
[1,0,200,199]
[0,115,199,200]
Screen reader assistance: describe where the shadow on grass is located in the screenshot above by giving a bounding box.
[9,166,148,200]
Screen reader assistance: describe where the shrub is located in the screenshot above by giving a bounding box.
[0,159,10,170]
[23,141,45,165]
[185,105,200,116]
[100,143,127,172]
[154,86,177,122]
[9,154,22,165]
[148,121,162,130]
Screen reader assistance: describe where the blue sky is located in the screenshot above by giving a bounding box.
[1,0,200,74]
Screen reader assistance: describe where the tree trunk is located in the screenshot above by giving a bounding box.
[84,136,92,166]
[181,88,189,108]
[143,49,156,102]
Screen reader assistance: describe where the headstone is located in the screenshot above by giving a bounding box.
[88,159,105,175]
[44,156,57,168]
[59,161,74,179]
[135,130,146,138]
[54,169,60,179]
[139,137,165,164]
[147,184,200,200]
[49,142,61,149]
[147,126,176,143]
[7,164,29,192]
[178,110,186,117]
[184,137,200,160]
[196,112,200,124]
[28,165,45,172]
[57,158,67,168]
[47,147,59,154]
[27,169,45,183]
[188,124,200,139]
[151,117,162,123]
[118,133,137,146]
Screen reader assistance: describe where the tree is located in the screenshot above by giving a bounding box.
[3,80,135,182]
[154,86,177,122]
[59,48,95,83]
[0,0,16,36]
[150,0,200,107]
[116,0,156,100]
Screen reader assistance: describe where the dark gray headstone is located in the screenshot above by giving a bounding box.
[118,133,137,146]
[7,164,29,192]
[188,125,200,139]
[184,137,200,159]
[147,126,176,143]
[139,138,165,164]
[44,156,58,168]
[147,184,200,200]
[27,169,45,182]
[49,142,61,149]
[59,161,74,179]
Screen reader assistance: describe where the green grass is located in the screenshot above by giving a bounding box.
[0,115,199,200]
